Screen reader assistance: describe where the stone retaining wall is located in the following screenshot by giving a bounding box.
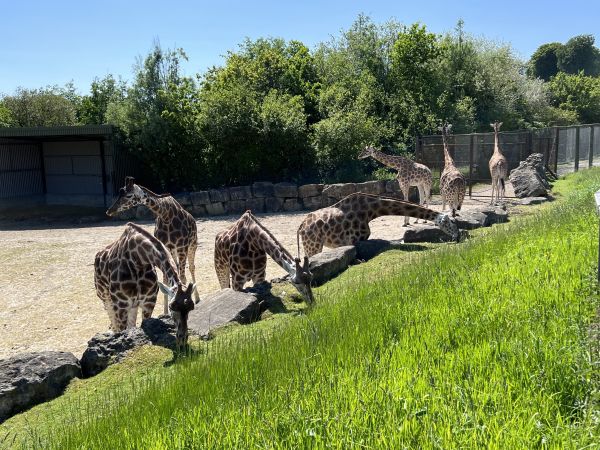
[126,180,413,220]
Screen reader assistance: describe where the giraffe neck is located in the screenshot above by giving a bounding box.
[126,223,181,287]
[141,193,172,219]
[245,214,296,275]
[441,134,456,168]
[371,150,410,171]
[493,131,503,157]
[362,197,443,222]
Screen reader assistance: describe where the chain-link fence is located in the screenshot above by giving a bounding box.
[416,124,600,198]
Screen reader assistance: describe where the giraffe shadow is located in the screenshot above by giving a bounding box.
[245,281,290,315]
[140,316,204,366]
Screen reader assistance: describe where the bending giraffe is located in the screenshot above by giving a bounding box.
[298,193,459,257]
[106,177,200,311]
[489,121,508,204]
[358,146,433,226]
[439,124,466,217]
[94,223,196,348]
[214,211,314,303]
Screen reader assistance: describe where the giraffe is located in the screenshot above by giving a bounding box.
[94,222,196,349]
[298,193,460,257]
[489,121,508,204]
[214,211,314,304]
[106,176,200,311]
[358,146,433,226]
[439,124,466,217]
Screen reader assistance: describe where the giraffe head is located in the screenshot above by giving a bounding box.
[158,281,196,350]
[490,122,503,132]
[434,213,460,243]
[106,176,146,216]
[438,123,452,137]
[358,146,377,160]
[290,256,314,304]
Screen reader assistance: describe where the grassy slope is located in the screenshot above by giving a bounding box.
[4,170,600,448]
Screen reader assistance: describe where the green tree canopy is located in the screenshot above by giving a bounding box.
[556,35,600,76]
[527,42,562,81]
[1,86,78,127]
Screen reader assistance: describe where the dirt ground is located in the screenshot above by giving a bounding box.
[0,185,513,359]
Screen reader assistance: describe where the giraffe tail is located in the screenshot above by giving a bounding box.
[500,178,505,191]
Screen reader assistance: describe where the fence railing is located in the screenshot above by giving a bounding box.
[416,123,600,198]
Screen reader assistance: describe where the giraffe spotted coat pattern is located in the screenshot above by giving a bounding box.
[358,146,433,226]
[489,121,508,204]
[106,177,200,310]
[298,193,459,257]
[439,124,466,217]
[94,223,196,348]
[214,211,314,303]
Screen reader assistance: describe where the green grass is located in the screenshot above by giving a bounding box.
[4,169,600,448]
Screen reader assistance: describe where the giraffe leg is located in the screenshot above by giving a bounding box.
[490,175,496,205]
[415,185,426,223]
[111,294,128,332]
[126,303,139,329]
[399,183,410,226]
[187,242,200,302]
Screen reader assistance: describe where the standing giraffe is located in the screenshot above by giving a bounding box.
[439,124,466,217]
[106,177,200,311]
[94,223,196,349]
[214,211,314,303]
[298,193,459,257]
[358,146,433,226]
[489,121,508,204]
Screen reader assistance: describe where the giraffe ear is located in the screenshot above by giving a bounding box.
[157,281,175,298]
[125,176,135,190]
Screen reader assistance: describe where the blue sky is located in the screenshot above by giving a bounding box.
[1,0,599,94]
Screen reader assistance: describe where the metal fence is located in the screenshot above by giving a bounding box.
[416,123,600,197]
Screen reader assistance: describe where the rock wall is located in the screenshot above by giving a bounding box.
[123,180,413,220]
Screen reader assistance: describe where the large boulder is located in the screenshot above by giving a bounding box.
[322,183,356,200]
[229,186,253,201]
[205,202,226,216]
[519,196,549,206]
[274,182,298,198]
[173,193,192,207]
[80,316,178,378]
[509,153,550,198]
[356,180,386,195]
[209,188,230,203]
[469,206,509,226]
[283,198,301,212]
[302,196,322,210]
[0,352,80,422]
[403,224,456,243]
[298,184,323,198]
[225,200,247,215]
[264,197,283,213]
[187,289,261,338]
[190,191,211,206]
[355,239,403,261]
[252,182,275,198]
[309,246,357,286]
[246,198,265,213]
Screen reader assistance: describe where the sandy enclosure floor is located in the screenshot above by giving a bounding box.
[0,187,510,359]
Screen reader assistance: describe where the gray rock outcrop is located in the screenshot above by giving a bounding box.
[187,289,261,338]
[0,352,80,422]
[309,246,357,286]
[509,153,550,198]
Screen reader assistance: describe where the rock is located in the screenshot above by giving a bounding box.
[205,202,226,216]
[320,195,338,207]
[274,182,298,198]
[0,352,80,422]
[283,198,301,212]
[115,209,136,220]
[80,316,178,378]
[80,328,150,378]
[469,206,509,226]
[246,198,265,213]
[225,200,247,215]
[385,180,400,193]
[309,246,357,286]
[403,224,456,243]
[509,153,550,198]
[173,193,192,207]
[135,205,153,220]
[298,184,324,198]
[191,205,207,217]
[322,183,356,200]
[229,186,253,201]
[187,289,261,338]
[519,196,549,205]
[252,182,275,198]
[356,180,386,195]
[190,191,211,206]
[302,196,322,210]
[264,197,283,213]
[453,212,486,230]
[355,239,403,260]
[209,188,230,203]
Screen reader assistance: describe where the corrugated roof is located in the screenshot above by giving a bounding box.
[0,125,115,138]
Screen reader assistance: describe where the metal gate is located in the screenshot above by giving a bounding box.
[0,142,44,199]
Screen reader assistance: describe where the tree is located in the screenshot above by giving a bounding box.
[557,35,600,76]
[0,102,14,127]
[1,86,78,127]
[547,72,600,123]
[527,42,562,81]
[78,75,127,124]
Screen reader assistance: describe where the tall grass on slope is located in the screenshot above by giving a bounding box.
[28,170,600,448]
